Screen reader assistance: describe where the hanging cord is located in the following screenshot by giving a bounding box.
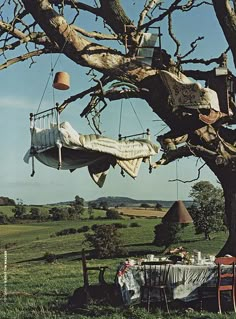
[176,160,179,200]
[118,88,145,139]
[118,99,123,140]
[127,97,145,132]
[35,34,70,114]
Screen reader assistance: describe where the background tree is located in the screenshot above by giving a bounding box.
[12,199,26,219]
[69,195,85,218]
[99,201,109,211]
[155,202,163,211]
[106,209,122,220]
[153,222,182,249]
[87,203,94,219]
[49,207,69,221]
[140,203,151,210]
[189,181,225,240]
[84,224,127,258]
[2,0,236,255]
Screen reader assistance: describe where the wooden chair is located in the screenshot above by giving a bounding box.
[141,261,171,313]
[81,249,108,288]
[215,257,236,313]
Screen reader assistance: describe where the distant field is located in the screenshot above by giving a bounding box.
[0,205,15,216]
[119,207,166,217]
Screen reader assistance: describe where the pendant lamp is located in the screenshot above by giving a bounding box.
[53,72,70,90]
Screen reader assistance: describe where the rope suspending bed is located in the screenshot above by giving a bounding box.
[24,108,159,187]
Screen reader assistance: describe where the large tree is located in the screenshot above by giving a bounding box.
[1,0,236,255]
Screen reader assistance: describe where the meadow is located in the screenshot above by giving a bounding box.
[0,206,233,318]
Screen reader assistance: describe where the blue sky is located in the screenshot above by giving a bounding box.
[0,1,231,204]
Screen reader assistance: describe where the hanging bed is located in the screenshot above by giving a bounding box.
[24,108,159,187]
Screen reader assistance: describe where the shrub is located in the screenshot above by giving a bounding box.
[91,224,99,231]
[129,222,141,228]
[112,222,127,229]
[43,252,57,263]
[153,222,182,248]
[56,228,77,236]
[0,212,8,224]
[85,224,128,258]
[77,225,90,233]
[106,209,122,220]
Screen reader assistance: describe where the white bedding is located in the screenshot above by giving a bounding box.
[24,122,159,187]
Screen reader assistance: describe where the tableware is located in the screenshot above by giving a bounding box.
[147,254,154,261]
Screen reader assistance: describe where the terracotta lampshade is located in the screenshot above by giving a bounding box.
[162,200,193,224]
[53,72,70,90]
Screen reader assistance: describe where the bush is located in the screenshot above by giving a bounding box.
[129,222,141,228]
[0,212,8,224]
[85,224,128,258]
[91,224,99,231]
[56,228,77,236]
[106,209,122,220]
[112,222,127,229]
[77,226,90,233]
[153,222,182,248]
[43,252,57,263]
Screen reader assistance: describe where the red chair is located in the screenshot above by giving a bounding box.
[215,257,236,313]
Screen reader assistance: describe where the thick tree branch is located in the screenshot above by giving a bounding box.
[50,0,100,16]
[212,0,236,67]
[21,0,157,82]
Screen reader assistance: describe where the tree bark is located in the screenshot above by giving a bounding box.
[212,0,236,67]
[205,159,236,255]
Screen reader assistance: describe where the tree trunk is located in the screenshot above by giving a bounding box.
[206,159,236,256]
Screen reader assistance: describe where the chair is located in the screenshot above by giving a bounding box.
[81,249,108,288]
[141,261,171,313]
[215,257,236,313]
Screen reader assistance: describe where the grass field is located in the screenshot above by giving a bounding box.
[0,207,233,318]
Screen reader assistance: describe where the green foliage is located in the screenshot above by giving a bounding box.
[43,252,57,263]
[0,212,8,224]
[140,203,151,209]
[85,224,128,258]
[49,207,70,220]
[112,222,127,229]
[106,209,122,219]
[56,228,77,236]
[129,222,141,227]
[77,225,90,233]
[189,181,225,240]
[153,222,182,248]
[155,202,163,211]
[12,199,26,219]
[99,201,109,210]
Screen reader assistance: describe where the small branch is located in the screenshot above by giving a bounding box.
[180,0,212,11]
[0,20,26,39]
[71,25,118,40]
[137,0,161,29]
[180,53,228,66]
[169,163,206,183]
[58,75,110,114]
[140,0,183,31]
[0,32,48,54]
[0,48,48,70]
[168,13,180,56]
[54,0,101,16]
[178,36,204,60]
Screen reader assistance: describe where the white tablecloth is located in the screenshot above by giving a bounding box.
[116,262,218,305]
